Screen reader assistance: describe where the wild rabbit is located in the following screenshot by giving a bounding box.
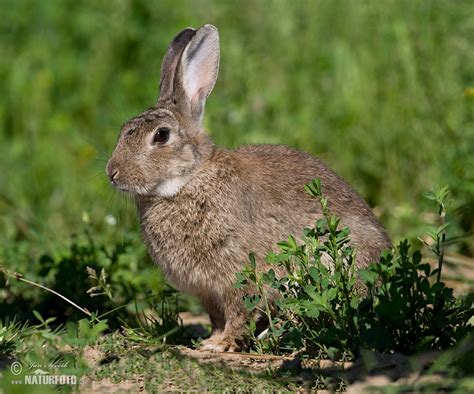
[106,24,391,352]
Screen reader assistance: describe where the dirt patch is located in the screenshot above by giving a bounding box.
[175,346,451,390]
[347,371,447,393]
[79,375,146,393]
[176,346,353,373]
[82,345,105,367]
[179,312,210,326]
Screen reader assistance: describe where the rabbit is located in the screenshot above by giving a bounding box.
[106,24,391,352]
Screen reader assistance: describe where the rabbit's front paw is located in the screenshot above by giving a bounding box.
[200,336,238,353]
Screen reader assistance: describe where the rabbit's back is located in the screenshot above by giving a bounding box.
[235,144,391,264]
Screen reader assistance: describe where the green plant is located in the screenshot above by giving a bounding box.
[357,186,472,353]
[0,319,32,354]
[76,316,109,346]
[122,287,189,346]
[236,179,473,359]
[85,258,193,346]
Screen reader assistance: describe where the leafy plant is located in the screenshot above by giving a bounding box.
[358,186,472,354]
[236,179,473,359]
[76,317,109,346]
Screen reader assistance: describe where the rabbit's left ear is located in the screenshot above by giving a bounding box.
[159,27,197,101]
[179,24,220,123]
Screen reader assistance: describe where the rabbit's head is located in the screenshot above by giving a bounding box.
[106,25,219,197]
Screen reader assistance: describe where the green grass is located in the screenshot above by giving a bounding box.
[0,0,473,392]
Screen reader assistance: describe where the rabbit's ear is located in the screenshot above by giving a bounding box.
[159,27,197,101]
[179,24,220,123]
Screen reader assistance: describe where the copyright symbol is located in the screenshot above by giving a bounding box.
[11,361,22,375]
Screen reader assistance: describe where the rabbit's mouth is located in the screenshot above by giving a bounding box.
[107,158,189,197]
[110,179,155,196]
[112,177,189,199]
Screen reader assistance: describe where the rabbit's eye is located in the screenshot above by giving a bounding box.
[153,127,170,144]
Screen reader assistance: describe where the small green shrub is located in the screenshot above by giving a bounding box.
[235,179,473,358]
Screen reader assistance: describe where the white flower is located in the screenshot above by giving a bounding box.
[81,211,90,224]
[105,214,117,226]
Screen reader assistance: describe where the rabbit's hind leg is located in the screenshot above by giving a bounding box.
[200,296,225,331]
[199,296,228,351]
[200,298,247,353]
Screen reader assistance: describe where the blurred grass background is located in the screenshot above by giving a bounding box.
[0,0,473,310]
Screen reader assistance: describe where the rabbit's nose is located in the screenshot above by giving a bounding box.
[109,169,119,182]
[106,161,119,182]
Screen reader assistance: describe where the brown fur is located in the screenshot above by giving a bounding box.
[106,25,391,352]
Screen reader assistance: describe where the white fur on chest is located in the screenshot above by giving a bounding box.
[155,177,188,198]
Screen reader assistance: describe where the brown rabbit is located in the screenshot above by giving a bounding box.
[106,25,391,352]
